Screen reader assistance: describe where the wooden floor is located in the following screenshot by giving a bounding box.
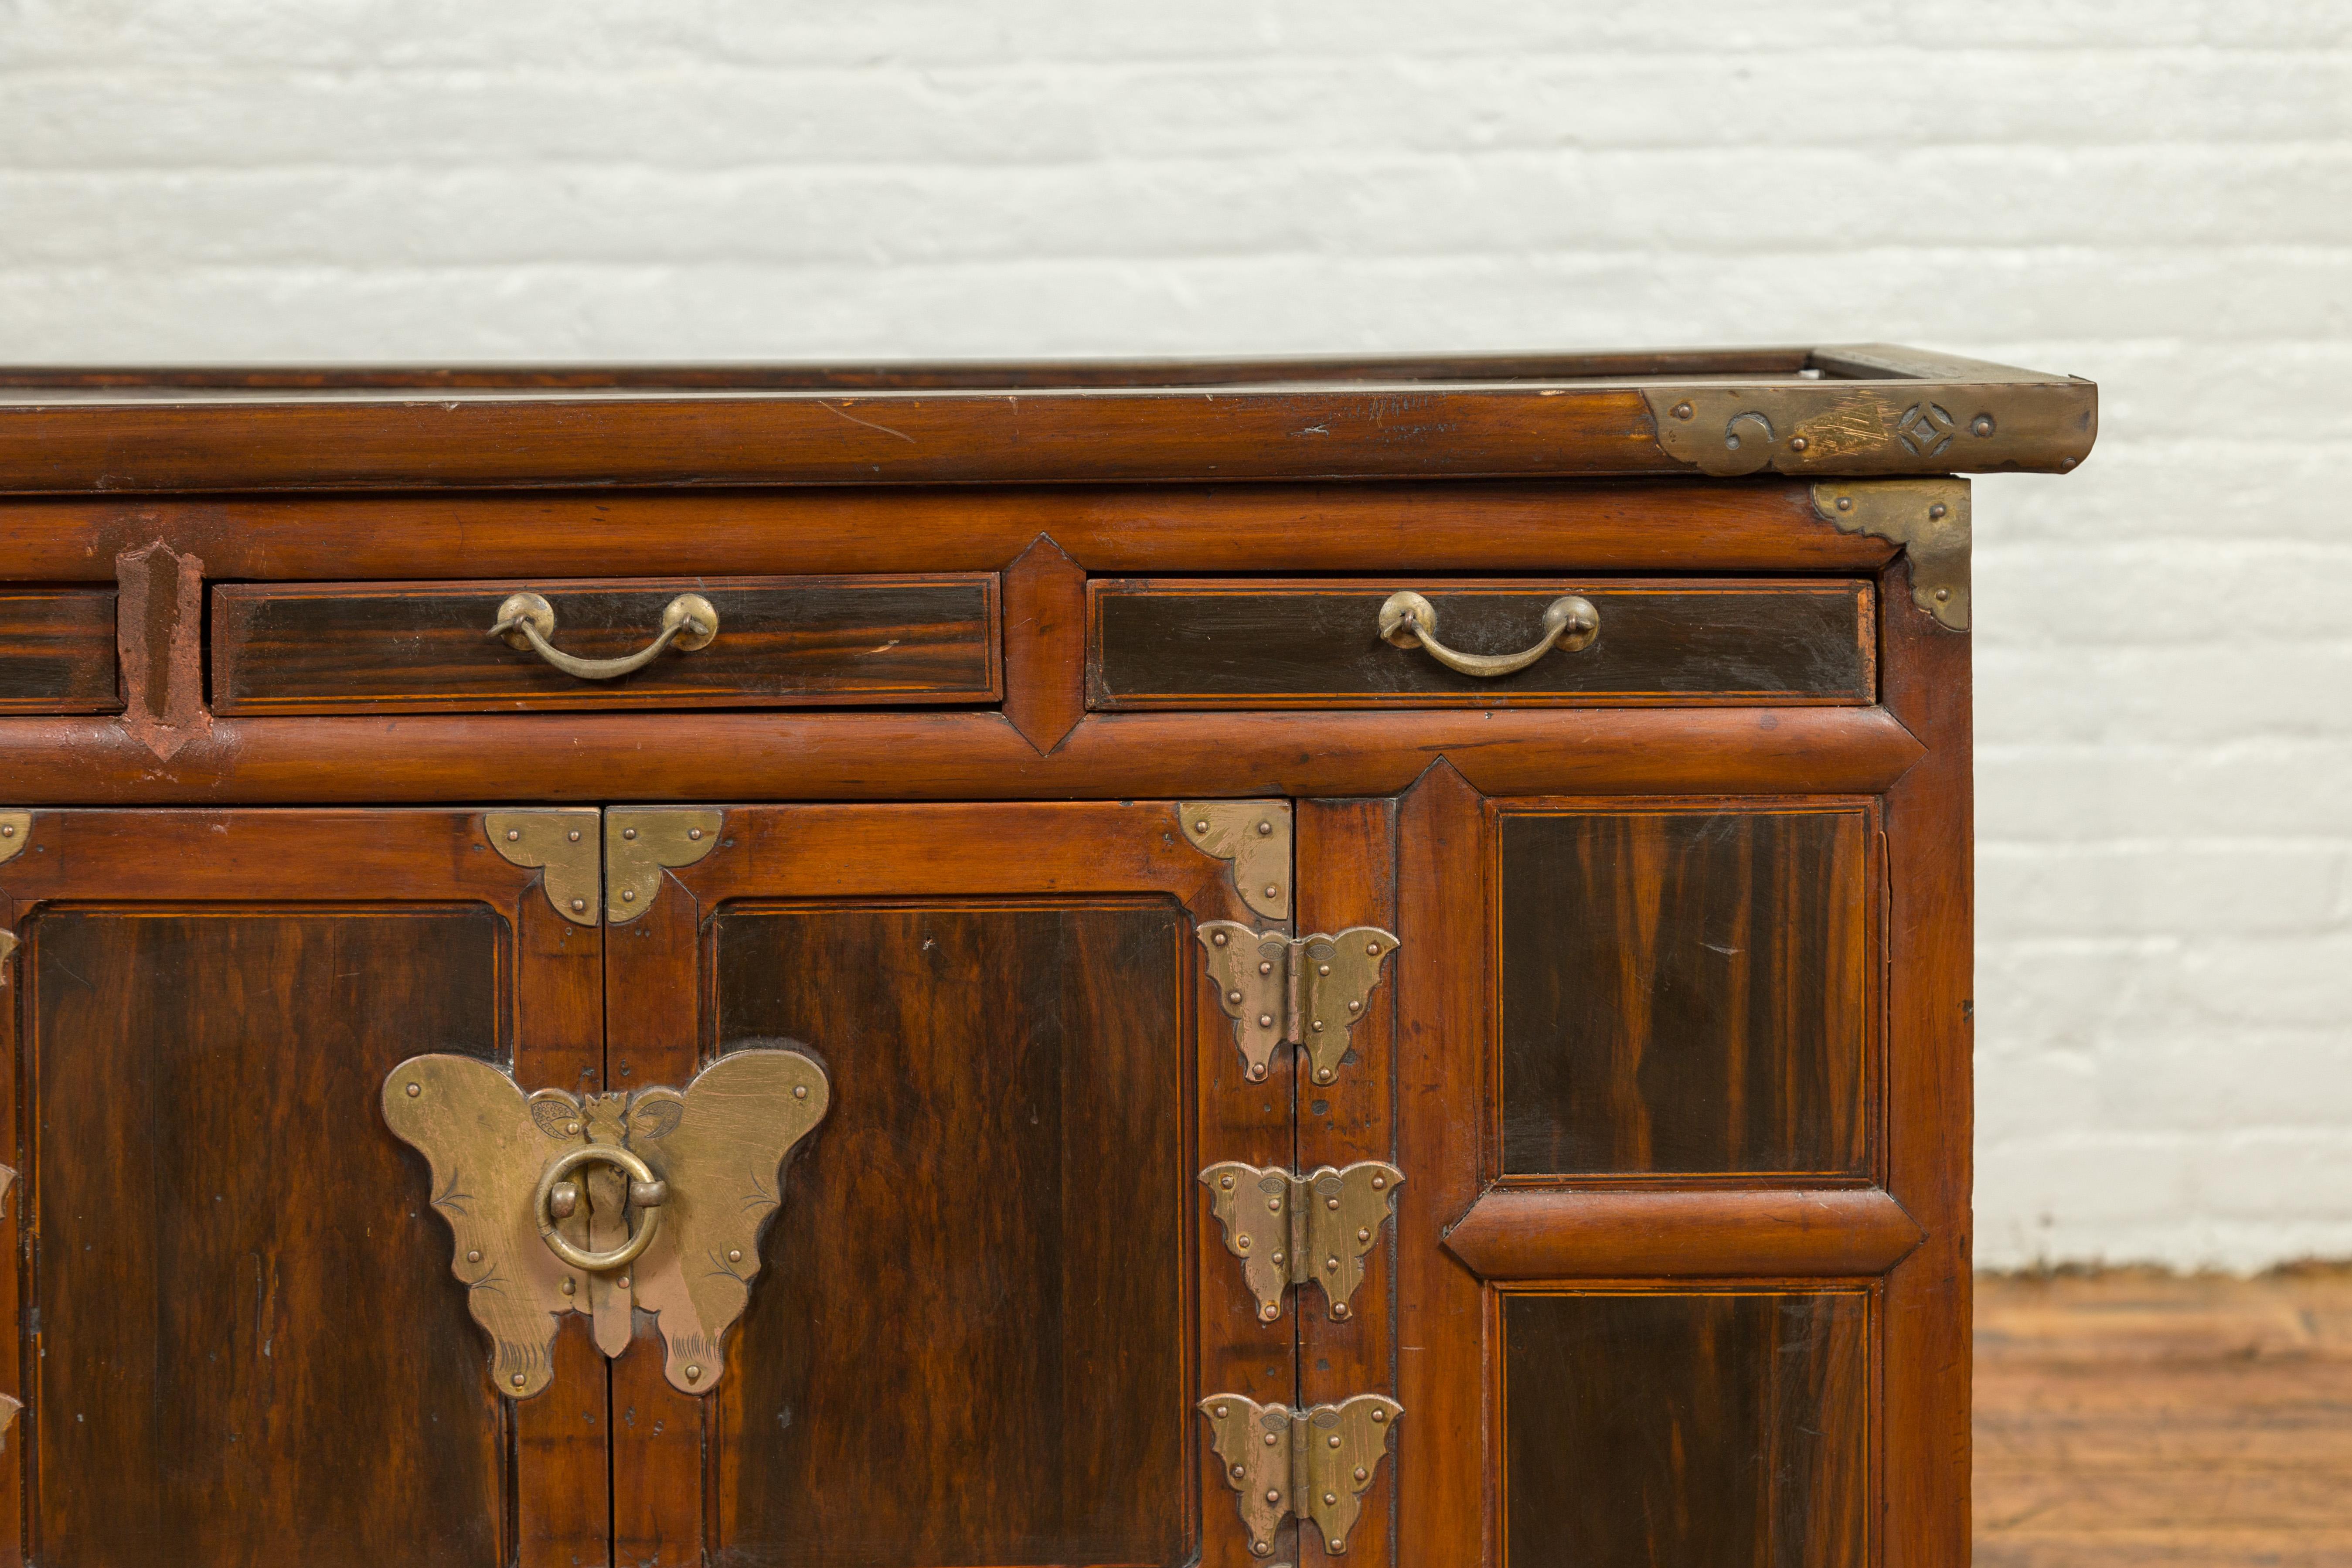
[1976,1266,2352,1565]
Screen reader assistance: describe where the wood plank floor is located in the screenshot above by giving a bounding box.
[1977,1266,2352,1565]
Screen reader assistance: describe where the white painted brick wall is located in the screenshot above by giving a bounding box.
[3,1,2346,1269]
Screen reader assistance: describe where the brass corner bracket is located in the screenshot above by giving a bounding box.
[1200,1393,1402,1557]
[1177,801,1291,922]
[1198,922,1398,1085]
[382,1047,829,1398]
[1813,479,1971,631]
[1203,1160,1403,1322]
[487,810,601,925]
[0,812,29,867]
[606,806,723,923]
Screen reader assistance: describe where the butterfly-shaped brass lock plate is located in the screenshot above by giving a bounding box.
[382,1047,828,1398]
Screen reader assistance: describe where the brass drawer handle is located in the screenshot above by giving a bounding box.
[1376,590,1598,677]
[489,590,719,680]
[532,1143,667,1273]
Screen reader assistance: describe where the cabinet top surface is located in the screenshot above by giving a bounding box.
[0,343,2093,493]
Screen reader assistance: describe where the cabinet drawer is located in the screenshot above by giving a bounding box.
[0,586,118,713]
[212,574,1000,714]
[1087,578,1873,708]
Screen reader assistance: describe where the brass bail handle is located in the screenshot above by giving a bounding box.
[532,1144,668,1272]
[489,591,720,680]
[1376,590,1599,678]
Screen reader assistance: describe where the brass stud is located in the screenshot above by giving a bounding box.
[793,1084,808,1099]
[1220,1173,1236,1190]
[1261,1302,1280,1320]
[1252,1544,1272,1558]
[1264,1432,1279,1446]
[1371,1174,1387,1189]
[685,1364,702,1383]
[1249,1063,1267,1081]
[565,1121,581,1135]
[622,827,637,840]
[617,1275,630,1289]
[1836,495,1854,512]
[1311,1020,1325,1033]
[570,898,588,913]
[1232,1463,1246,1478]
[512,1373,527,1389]
[1326,1256,1340,1271]
[1256,819,1273,835]
[1316,1068,1334,1084]
[1332,1301,1349,1318]
[1935,588,1952,602]
[1366,941,1380,956]
[1271,1251,1285,1265]
[1238,1236,1252,1252]
[1258,960,1274,976]
[1670,400,1694,420]
[621,888,636,901]
[1228,988,1244,1004]
[567,829,582,842]
[1324,1491,1338,1505]
[467,1249,482,1263]
[1929,502,1949,520]
[1326,1196,1340,1211]
[1329,1434,1342,1448]
[1194,818,1210,833]
[1358,1226,1372,1242]
[1332,1539,1344,1551]
[1348,1000,1362,1013]
[687,826,704,840]
[1211,930,1229,947]
[1257,1014,1274,1028]
[1214,1403,1230,1418]
[1790,435,1809,453]
[505,828,521,842]
[1317,962,1331,977]
[405,1082,421,1097]
[1354,1465,1368,1481]
[1267,1196,1283,1212]
[1265,1490,1282,1504]
[561,1277,576,1295]
[1264,884,1280,900]
[1372,1408,1387,1422]
[1972,414,1995,437]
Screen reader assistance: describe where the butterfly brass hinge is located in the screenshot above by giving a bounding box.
[381,1046,828,1398]
[1202,1161,1402,1322]
[1198,922,1399,1084]
[1200,1393,1402,1558]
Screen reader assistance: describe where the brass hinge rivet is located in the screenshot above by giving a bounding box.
[570,898,587,913]
[617,1275,630,1289]
[512,1373,525,1388]
[622,827,638,840]
[728,1248,742,1262]
[685,1364,701,1383]
[687,827,704,840]
[467,1249,481,1263]
[621,889,636,901]
[793,1085,808,1099]
[406,1082,422,1097]
[1211,931,1229,946]
[505,828,521,842]
[561,1278,575,1295]
[567,829,581,842]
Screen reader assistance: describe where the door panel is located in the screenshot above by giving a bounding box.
[1497,803,1876,1177]
[715,901,1187,1565]
[0,810,608,1568]
[603,802,1275,1568]
[1502,1289,1872,1568]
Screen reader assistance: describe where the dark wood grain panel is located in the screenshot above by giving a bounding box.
[1090,580,1874,707]
[1499,805,1875,1176]
[0,588,117,712]
[211,574,999,714]
[28,907,510,1568]
[1503,1290,1871,1568]
[710,899,1191,1568]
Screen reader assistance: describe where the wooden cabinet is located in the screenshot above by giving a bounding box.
[0,346,2093,1567]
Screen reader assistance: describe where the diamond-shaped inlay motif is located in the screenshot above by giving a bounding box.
[1896,402,1958,457]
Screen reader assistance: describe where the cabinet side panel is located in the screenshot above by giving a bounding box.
[1498,807,1873,1177]
[1502,1290,1870,1568]
[30,908,509,1568]
[711,900,1190,1568]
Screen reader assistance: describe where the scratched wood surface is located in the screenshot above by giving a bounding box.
[1976,1267,2352,1566]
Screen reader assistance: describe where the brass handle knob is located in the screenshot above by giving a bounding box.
[1375,590,1599,678]
[489,591,719,680]
[532,1144,666,1273]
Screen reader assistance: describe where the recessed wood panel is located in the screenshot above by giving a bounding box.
[1504,1291,1871,1568]
[29,907,510,1568]
[0,587,117,712]
[211,573,999,714]
[1499,806,1872,1176]
[1088,578,1874,708]
[710,899,1190,1568]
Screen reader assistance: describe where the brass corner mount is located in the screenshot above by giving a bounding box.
[1812,479,1971,632]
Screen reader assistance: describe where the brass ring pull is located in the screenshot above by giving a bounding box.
[1375,590,1599,678]
[532,1144,667,1273]
[489,591,719,680]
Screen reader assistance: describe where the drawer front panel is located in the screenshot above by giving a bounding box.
[0,587,118,713]
[1498,803,1876,1177]
[1089,578,1873,708]
[212,574,1000,714]
[1504,1290,1871,1568]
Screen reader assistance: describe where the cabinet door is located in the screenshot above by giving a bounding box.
[1393,774,1914,1568]
[601,802,1280,1568]
[0,809,608,1568]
